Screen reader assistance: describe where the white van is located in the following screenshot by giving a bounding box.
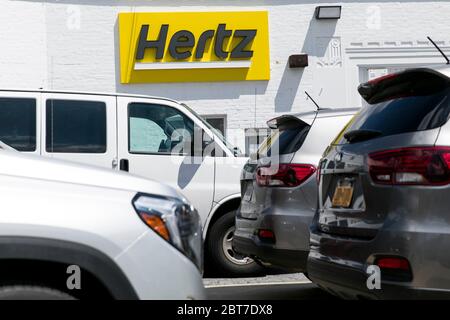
[0,89,255,275]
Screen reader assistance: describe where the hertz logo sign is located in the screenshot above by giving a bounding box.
[119,11,270,83]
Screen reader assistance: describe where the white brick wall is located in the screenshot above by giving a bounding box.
[1,0,450,151]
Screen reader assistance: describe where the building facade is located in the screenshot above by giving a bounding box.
[1,0,450,153]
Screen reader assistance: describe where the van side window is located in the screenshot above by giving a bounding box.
[0,98,36,151]
[46,99,107,153]
[128,103,194,155]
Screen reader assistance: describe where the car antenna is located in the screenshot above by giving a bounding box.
[428,36,450,65]
[305,91,321,111]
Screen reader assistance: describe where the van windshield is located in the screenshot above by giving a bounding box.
[182,103,238,153]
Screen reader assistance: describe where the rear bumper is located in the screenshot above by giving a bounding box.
[308,215,450,300]
[233,211,312,271]
[307,254,450,300]
[233,235,308,271]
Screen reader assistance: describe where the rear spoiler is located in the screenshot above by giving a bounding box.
[358,68,450,105]
[266,113,315,129]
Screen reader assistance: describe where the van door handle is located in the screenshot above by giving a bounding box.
[120,159,129,172]
[112,158,118,169]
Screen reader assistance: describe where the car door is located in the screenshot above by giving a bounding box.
[0,91,41,155]
[41,93,117,169]
[117,96,215,223]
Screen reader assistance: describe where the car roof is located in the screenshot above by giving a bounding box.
[267,107,358,128]
[426,65,450,78]
[0,88,181,104]
[287,107,359,124]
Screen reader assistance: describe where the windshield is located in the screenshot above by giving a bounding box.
[181,103,238,153]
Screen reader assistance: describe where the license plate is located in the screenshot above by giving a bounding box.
[332,185,354,208]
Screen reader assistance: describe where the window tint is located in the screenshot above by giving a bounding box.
[46,99,107,153]
[258,121,310,158]
[245,128,270,157]
[128,103,194,155]
[335,88,450,145]
[0,98,36,151]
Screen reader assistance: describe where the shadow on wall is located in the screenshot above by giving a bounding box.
[112,19,269,101]
[274,12,338,113]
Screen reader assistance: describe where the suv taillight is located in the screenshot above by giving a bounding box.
[256,164,316,187]
[368,146,450,185]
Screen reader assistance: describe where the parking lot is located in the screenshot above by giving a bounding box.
[204,274,334,300]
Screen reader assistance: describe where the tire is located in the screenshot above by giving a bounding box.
[206,210,264,277]
[0,286,75,300]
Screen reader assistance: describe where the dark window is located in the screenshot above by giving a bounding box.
[203,116,226,137]
[46,99,107,153]
[336,88,450,145]
[257,120,310,158]
[128,103,194,155]
[0,98,36,151]
[336,69,450,145]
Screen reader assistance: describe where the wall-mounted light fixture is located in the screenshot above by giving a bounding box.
[315,6,342,20]
[289,54,309,68]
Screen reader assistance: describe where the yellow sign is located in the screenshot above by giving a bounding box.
[119,11,270,83]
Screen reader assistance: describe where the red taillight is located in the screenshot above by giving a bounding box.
[256,164,316,187]
[368,146,450,186]
[376,257,410,271]
[258,229,275,240]
[375,256,413,282]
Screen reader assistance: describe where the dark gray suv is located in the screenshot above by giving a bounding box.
[233,108,357,271]
[308,67,450,299]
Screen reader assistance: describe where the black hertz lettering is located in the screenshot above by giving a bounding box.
[136,24,257,61]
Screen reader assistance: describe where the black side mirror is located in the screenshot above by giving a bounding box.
[233,147,243,157]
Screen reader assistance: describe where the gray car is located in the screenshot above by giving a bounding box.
[233,108,357,271]
[308,66,450,299]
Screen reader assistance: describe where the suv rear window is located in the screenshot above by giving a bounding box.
[334,70,450,145]
[258,119,310,157]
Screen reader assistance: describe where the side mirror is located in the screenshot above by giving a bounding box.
[233,147,243,157]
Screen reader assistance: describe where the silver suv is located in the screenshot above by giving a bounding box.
[309,66,450,299]
[233,108,357,271]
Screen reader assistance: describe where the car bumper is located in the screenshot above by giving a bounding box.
[308,218,450,300]
[233,211,312,271]
[233,235,308,270]
[307,254,450,300]
[115,230,206,300]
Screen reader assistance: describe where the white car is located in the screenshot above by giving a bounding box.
[0,90,253,275]
[0,147,205,300]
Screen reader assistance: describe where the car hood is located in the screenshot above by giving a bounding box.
[0,150,186,201]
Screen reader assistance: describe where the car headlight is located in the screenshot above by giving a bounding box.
[132,193,203,272]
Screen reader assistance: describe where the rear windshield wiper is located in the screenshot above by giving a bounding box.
[344,129,382,143]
